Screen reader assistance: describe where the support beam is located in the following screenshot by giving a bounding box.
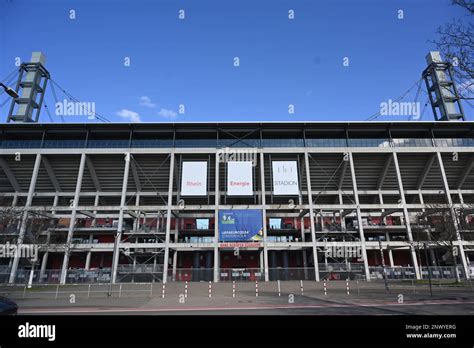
[348,152,371,281]
[304,153,320,281]
[41,156,62,192]
[0,157,21,192]
[85,156,101,191]
[60,154,86,285]
[162,152,175,284]
[377,155,393,190]
[417,154,436,190]
[111,152,131,284]
[260,152,270,281]
[172,219,178,281]
[40,194,59,282]
[130,158,142,192]
[456,155,474,190]
[9,154,42,284]
[436,152,470,279]
[77,210,96,219]
[338,160,348,189]
[214,152,220,282]
[392,152,421,280]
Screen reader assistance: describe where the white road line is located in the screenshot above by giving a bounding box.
[18,300,474,314]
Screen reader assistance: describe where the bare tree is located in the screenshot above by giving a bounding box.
[411,203,474,281]
[432,1,474,99]
[0,202,59,273]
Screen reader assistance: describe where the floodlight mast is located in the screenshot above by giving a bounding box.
[6,52,50,123]
[422,51,466,121]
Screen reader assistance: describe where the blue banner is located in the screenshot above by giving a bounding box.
[218,210,263,242]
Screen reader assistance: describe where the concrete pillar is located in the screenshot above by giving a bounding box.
[85,251,91,270]
[205,251,213,281]
[39,194,58,283]
[304,152,320,281]
[298,195,309,279]
[172,250,178,281]
[111,153,130,284]
[392,152,421,279]
[162,152,175,284]
[193,251,200,281]
[39,252,48,283]
[282,250,289,280]
[259,152,269,281]
[269,250,277,280]
[11,192,18,207]
[9,154,42,284]
[386,232,394,267]
[92,194,99,227]
[172,212,179,281]
[60,153,86,285]
[214,152,220,282]
[339,192,346,231]
[348,152,371,281]
[436,152,470,279]
[418,192,438,266]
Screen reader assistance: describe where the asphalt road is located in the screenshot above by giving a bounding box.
[4,280,474,315]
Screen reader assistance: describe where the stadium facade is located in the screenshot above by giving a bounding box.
[0,121,473,284]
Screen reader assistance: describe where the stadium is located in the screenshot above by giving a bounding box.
[0,119,474,285]
[0,52,473,286]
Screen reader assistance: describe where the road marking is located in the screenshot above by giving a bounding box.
[18,299,474,314]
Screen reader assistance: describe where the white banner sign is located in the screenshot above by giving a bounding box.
[227,161,253,196]
[272,161,299,195]
[181,161,207,196]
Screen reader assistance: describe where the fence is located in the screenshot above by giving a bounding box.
[0,264,471,285]
[365,266,465,281]
[1,278,473,302]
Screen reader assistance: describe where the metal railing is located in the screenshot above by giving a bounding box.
[1,264,471,285]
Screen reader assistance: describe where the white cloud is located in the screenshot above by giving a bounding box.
[158,108,177,120]
[116,109,141,122]
[139,96,156,108]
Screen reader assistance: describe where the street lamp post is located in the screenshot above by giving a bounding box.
[423,242,433,297]
[0,83,19,99]
[378,237,389,291]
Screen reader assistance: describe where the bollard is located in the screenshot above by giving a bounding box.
[323,279,327,296]
[232,281,236,298]
[208,281,212,298]
[346,278,350,295]
[277,280,281,297]
[55,284,59,299]
[87,284,91,299]
[255,280,259,297]
[162,284,166,299]
[300,280,304,296]
[185,281,188,298]
[119,284,122,298]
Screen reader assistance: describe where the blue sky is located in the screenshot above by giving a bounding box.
[0,0,472,123]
